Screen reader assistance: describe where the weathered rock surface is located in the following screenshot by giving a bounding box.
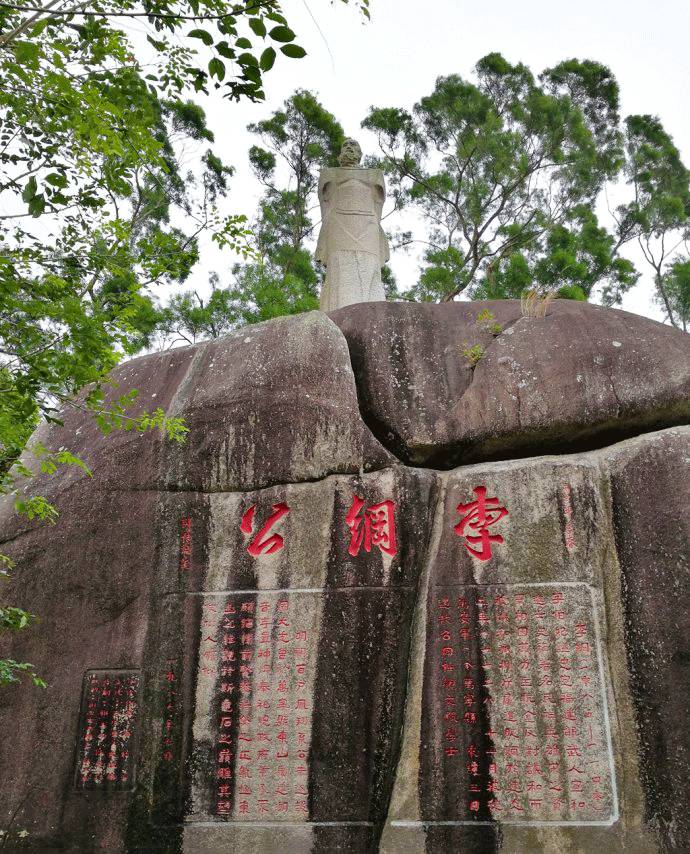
[607,429,690,852]
[164,311,394,492]
[4,310,394,512]
[382,436,686,854]
[330,300,690,465]
[0,302,688,854]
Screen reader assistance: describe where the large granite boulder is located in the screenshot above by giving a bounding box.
[330,300,690,465]
[0,301,688,854]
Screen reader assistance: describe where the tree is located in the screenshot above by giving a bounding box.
[249,89,345,257]
[0,35,220,687]
[0,0,369,101]
[363,54,638,303]
[238,88,344,317]
[0,1,369,685]
[657,258,690,331]
[153,275,240,345]
[613,115,690,327]
[155,89,346,339]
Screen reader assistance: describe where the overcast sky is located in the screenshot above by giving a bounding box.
[168,0,690,322]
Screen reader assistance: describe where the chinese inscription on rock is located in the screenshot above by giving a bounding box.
[195,592,315,820]
[454,487,509,561]
[345,495,397,557]
[75,670,140,790]
[179,516,192,571]
[428,583,616,825]
[161,659,180,763]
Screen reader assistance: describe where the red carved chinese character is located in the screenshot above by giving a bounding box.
[345,496,398,557]
[454,487,508,561]
[179,517,192,570]
[241,503,290,556]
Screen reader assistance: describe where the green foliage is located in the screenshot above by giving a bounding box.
[461,343,484,366]
[0,22,243,471]
[621,115,690,233]
[657,259,690,332]
[0,657,46,689]
[237,91,344,320]
[0,45,222,489]
[458,312,499,372]
[156,90,344,343]
[0,0,368,688]
[476,309,502,335]
[154,277,242,344]
[1,605,35,632]
[0,0,369,104]
[364,54,627,302]
[154,62,689,339]
[229,258,320,324]
[381,264,400,300]
[0,556,44,688]
[364,54,690,314]
[615,115,690,327]
[556,284,587,301]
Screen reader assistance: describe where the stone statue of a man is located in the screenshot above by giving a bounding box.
[315,138,390,311]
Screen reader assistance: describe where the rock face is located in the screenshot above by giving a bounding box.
[0,300,688,854]
[330,300,690,466]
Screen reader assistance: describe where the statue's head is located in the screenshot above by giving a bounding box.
[339,138,362,167]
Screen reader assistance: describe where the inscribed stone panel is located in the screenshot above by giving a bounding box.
[188,586,414,826]
[420,583,616,826]
[74,669,141,790]
[195,591,318,821]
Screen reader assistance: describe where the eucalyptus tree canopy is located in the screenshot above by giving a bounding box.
[614,115,690,327]
[160,89,346,341]
[363,54,637,303]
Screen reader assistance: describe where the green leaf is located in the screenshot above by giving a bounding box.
[217,17,237,36]
[259,46,276,71]
[146,34,167,51]
[21,176,37,203]
[268,25,295,43]
[235,37,252,49]
[14,496,57,522]
[208,57,225,80]
[215,41,235,59]
[280,44,306,59]
[248,17,267,38]
[242,64,261,84]
[188,28,214,46]
[0,658,45,689]
[29,18,49,36]
[45,172,67,188]
[28,194,45,217]
[237,51,258,66]
[14,41,40,66]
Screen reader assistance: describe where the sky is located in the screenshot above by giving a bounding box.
[164,0,690,322]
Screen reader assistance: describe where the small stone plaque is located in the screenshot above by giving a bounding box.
[75,670,140,790]
[425,583,616,825]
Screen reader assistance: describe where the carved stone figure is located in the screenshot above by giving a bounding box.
[315,138,390,311]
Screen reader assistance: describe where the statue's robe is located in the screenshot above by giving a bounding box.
[316,167,390,311]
